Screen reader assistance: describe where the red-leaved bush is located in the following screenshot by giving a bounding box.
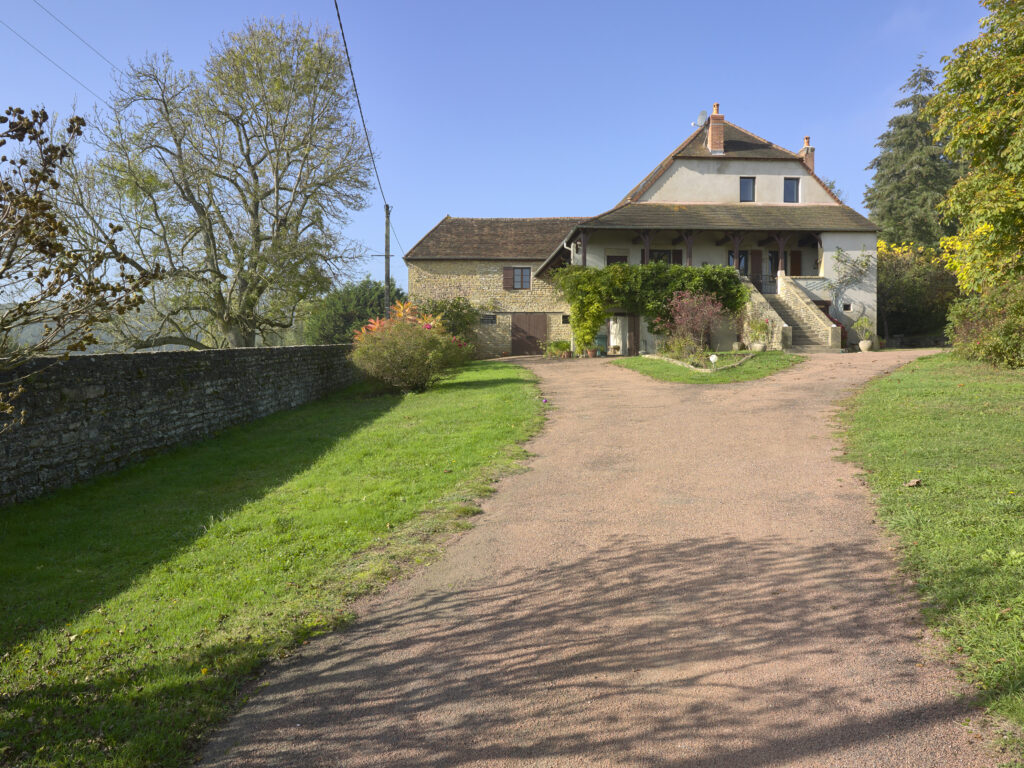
[351,301,473,392]
[660,290,728,349]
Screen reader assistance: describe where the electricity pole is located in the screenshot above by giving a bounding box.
[384,203,392,318]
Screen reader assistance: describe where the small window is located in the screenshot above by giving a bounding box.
[605,254,628,266]
[480,314,497,325]
[784,177,800,203]
[503,266,531,290]
[562,314,570,324]
[843,303,852,311]
[739,177,755,202]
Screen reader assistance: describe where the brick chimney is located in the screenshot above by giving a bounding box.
[707,103,724,155]
[797,135,815,172]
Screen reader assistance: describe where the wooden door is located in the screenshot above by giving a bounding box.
[789,249,803,276]
[627,315,640,356]
[511,313,546,355]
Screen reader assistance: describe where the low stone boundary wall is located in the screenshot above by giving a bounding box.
[0,345,358,507]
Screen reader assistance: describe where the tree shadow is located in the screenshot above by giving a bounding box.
[0,386,399,654]
[199,535,991,767]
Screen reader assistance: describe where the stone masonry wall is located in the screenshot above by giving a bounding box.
[408,260,571,356]
[0,345,358,507]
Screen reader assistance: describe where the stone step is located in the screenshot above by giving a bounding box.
[764,295,832,349]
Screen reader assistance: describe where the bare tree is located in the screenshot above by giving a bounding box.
[60,18,374,349]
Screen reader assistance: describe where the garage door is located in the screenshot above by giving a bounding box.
[511,313,547,355]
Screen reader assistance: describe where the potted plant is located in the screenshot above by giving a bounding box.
[853,316,874,352]
[747,318,770,352]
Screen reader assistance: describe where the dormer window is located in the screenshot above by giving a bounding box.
[784,177,800,203]
[739,177,755,202]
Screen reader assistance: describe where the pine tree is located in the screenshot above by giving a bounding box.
[864,62,962,248]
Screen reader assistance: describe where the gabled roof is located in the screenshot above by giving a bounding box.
[621,120,806,204]
[580,202,876,233]
[404,216,581,261]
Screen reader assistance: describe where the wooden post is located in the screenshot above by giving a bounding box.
[730,232,744,274]
[580,230,589,267]
[773,232,790,275]
[640,230,651,265]
[384,203,391,317]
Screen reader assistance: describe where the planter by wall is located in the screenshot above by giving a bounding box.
[749,342,767,352]
[859,339,873,352]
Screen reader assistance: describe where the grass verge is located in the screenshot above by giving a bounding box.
[0,361,545,768]
[841,353,1024,747]
[611,350,803,384]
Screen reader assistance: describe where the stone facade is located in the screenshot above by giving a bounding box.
[408,260,571,356]
[0,345,359,507]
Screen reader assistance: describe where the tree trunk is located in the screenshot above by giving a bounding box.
[222,322,255,347]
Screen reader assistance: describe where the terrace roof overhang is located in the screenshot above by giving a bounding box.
[535,202,876,276]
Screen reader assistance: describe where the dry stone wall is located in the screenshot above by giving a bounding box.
[0,345,358,507]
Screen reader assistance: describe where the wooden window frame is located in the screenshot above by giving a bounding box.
[503,266,531,290]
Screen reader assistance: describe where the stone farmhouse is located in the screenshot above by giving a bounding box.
[405,104,877,357]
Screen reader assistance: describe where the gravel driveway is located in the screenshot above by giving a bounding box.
[202,350,1000,767]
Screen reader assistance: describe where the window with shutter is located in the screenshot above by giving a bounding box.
[502,267,514,290]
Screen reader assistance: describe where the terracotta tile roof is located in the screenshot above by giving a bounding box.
[404,216,581,261]
[621,120,810,204]
[676,122,798,160]
[580,202,877,233]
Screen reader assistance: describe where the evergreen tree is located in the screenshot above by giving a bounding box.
[303,277,406,344]
[864,62,962,247]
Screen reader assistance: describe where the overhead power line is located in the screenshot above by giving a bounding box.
[0,17,110,108]
[332,0,387,208]
[31,0,120,72]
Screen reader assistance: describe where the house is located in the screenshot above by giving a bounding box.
[405,104,877,356]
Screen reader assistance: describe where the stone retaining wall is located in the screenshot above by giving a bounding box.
[0,346,358,507]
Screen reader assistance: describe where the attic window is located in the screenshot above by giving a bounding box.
[740,177,755,202]
[784,177,800,203]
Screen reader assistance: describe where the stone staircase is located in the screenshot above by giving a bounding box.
[764,294,836,351]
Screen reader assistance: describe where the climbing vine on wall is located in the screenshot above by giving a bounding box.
[552,263,749,350]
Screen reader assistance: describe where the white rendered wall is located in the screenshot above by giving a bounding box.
[640,158,836,205]
[817,233,878,331]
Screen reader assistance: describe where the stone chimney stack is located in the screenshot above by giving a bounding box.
[707,103,725,155]
[798,135,815,172]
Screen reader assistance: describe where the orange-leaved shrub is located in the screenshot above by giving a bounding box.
[350,301,473,392]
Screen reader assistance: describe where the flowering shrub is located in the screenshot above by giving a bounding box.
[351,301,473,392]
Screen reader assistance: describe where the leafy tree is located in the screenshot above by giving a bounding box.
[928,1,1024,292]
[1,107,149,416]
[304,277,406,345]
[876,241,957,338]
[60,18,373,349]
[864,62,962,247]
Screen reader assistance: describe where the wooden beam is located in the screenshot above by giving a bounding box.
[580,230,590,268]
[640,229,651,265]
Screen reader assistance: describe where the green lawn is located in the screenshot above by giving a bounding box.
[842,353,1024,743]
[0,361,545,768]
[612,350,803,384]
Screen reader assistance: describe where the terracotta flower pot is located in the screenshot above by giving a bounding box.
[586,348,598,358]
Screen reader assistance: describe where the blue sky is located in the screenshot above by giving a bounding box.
[2,0,985,289]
